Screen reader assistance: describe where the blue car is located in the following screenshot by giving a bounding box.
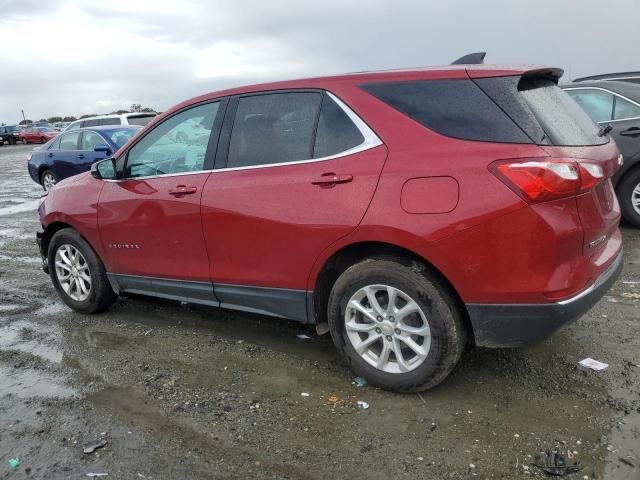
[27,126,141,191]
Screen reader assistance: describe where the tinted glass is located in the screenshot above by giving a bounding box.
[565,89,614,123]
[127,115,156,126]
[81,131,105,150]
[614,96,640,120]
[361,79,531,144]
[313,94,364,158]
[126,102,219,178]
[66,122,81,131]
[227,92,322,168]
[106,128,139,148]
[59,132,80,150]
[48,137,61,150]
[518,78,607,146]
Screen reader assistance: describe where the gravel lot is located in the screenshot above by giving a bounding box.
[0,144,638,479]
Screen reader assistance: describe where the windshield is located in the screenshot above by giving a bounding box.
[107,128,140,147]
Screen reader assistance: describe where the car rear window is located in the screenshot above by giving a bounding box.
[361,76,607,146]
[313,94,364,158]
[127,115,156,126]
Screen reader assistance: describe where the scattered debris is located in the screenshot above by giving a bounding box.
[296,333,311,340]
[86,473,108,478]
[416,392,426,404]
[469,463,476,469]
[8,457,21,469]
[532,449,583,476]
[578,358,609,371]
[83,438,108,454]
[353,376,367,387]
[622,292,640,299]
[619,457,636,468]
[356,401,370,410]
[622,281,640,285]
[144,329,153,336]
[327,395,340,405]
[301,392,310,397]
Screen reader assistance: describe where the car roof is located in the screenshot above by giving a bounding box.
[73,125,142,132]
[561,80,640,104]
[157,64,560,120]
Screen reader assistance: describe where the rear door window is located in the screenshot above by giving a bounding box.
[59,132,80,150]
[613,96,640,120]
[313,94,364,158]
[226,92,322,168]
[565,89,614,123]
[80,131,105,150]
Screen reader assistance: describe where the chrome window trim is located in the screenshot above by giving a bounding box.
[563,86,640,122]
[106,90,383,181]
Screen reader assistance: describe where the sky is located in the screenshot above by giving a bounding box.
[1,0,638,123]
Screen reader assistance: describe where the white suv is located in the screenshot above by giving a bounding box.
[63,112,157,131]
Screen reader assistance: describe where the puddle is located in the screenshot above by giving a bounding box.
[0,364,76,398]
[35,301,68,317]
[0,303,23,312]
[0,320,63,363]
[604,413,640,479]
[0,199,39,216]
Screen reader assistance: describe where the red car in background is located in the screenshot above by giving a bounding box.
[36,64,622,392]
[20,126,58,144]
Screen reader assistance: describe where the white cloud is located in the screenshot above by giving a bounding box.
[0,0,638,123]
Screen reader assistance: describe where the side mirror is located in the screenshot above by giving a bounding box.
[94,144,111,154]
[91,158,117,180]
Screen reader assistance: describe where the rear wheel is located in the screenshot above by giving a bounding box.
[48,228,116,314]
[618,168,640,228]
[41,169,58,191]
[327,257,466,392]
[40,137,46,144]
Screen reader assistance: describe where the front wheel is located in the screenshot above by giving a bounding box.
[48,228,116,314]
[328,257,466,392]
[618,168,640,228]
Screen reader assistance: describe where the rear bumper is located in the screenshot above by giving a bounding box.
[466,251,622,348]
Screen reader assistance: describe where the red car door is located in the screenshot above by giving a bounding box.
[97,100,225,300]
[201,91,387,319]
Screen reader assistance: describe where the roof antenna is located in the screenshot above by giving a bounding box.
[451,52,486,65]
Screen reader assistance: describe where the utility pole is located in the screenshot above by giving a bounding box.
[21,109,26,122]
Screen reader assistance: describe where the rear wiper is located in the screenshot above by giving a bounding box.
[598,124,613,137]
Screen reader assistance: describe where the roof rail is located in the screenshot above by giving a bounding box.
[573,71,640,82]
[451,52,486,65]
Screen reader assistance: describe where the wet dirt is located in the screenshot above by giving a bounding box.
[1,144,639,479]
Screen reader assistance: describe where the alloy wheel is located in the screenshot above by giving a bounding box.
[42,172,56,191]
[632,181,640,216]
[54,244,92,302]
[345,284,431,374]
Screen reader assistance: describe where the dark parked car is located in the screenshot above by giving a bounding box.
[573,71,640,85]
[36,64,622,392]
[562,81,640,227]
[0,125,21,145]
[28,126,140,191]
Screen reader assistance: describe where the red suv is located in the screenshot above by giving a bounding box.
[36,65,622,392]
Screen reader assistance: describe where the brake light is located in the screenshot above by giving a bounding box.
[490,159,604,203]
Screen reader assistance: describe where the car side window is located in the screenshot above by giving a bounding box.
[66,122,81,131]
[81,131,105,150]
[59,132,81,150]
[227,92,322,168]
[313,94,365,158]
[613,96,640,120]
[48,136,62,150]
[98,118,121,126]
[566,89,614,123]
[125,101,220,178]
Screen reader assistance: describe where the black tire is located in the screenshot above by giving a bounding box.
[618,168,640,228]
[48,228,117,314]
[40,137,46,144]
[328,256,466,392]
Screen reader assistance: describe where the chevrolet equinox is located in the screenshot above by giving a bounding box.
[36,64,623,392]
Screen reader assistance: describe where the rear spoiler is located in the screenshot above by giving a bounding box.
[451,52,486,65]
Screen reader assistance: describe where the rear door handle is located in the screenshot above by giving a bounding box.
[78,154,85,159]
[48,153,54,157]
[311,173,353,186]
[620,127,640,137]
[169,185,198,196]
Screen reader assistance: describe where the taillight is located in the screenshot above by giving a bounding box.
[490,158,604,204]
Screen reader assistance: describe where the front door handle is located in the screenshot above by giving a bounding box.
[620,127,640,137]
[169,185,198,196]
[48,153,54,158]
[78,154,85,159]
[311,173,353,187]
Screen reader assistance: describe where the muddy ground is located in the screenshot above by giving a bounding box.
[0,144,638,479]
